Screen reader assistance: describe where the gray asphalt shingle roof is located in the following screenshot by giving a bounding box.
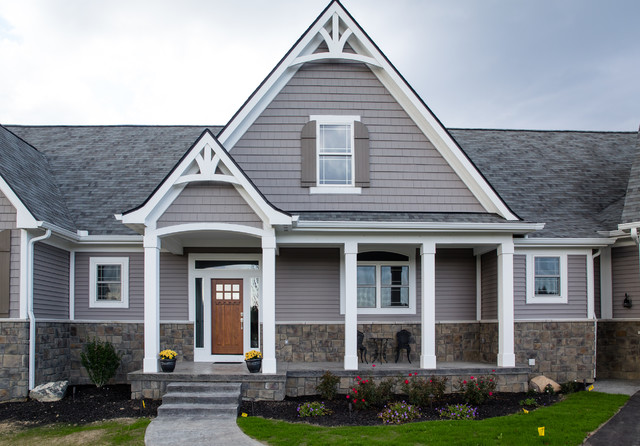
[2,125,637,238]
[621,129,640,224]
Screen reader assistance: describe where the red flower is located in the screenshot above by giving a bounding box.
[354,390,358,394]
[470,376,474,380]
[346,395,350,399]
[372,364,376,367]
[429,379,432,383]
[489,392,493,396]
[357,376,361,380]
[362,399,365,402]
[408,373,412,377]
[405,380,409,384]
[492,369,495,372]
[463,380,467,384]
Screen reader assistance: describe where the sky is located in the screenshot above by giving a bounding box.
[0,0,638,131]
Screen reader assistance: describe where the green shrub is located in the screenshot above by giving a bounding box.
[457,374,497,405]
[297,401,332,417]
[544,383,556,395]
[438,403,478,420]
[378,401,421,424]
[346,376,397,409]
[519,397,538,407]
[560,380,583,394]
[80,338,123,388]
[316,371,340,400]
[400,373,447,406]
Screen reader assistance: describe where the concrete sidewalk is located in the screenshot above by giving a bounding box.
[583,380,640,446]
[145,416,262,446]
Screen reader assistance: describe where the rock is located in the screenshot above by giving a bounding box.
[529,375,561,393]
[29,380,69,402]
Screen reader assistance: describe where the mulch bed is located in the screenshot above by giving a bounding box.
[0,384,159,426]
[239,392,561,426]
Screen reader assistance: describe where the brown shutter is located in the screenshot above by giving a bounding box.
[0,230,10,318]
[354,121,370,187]
[300,120,317,187]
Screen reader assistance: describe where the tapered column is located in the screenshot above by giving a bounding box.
[262,236,277,373]
[497,241,515,367]
[143,234,161,373]
[420,242,437,369]
[344,241,358,370]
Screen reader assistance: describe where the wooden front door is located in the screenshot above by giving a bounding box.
[211,279,243,355]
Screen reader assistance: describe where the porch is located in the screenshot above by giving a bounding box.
[128,360,531,401]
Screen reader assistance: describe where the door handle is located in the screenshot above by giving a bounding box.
[240,317,243,329]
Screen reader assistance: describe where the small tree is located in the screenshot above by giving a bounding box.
[80,338,123,388]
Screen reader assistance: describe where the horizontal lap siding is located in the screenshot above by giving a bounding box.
[275,248,340,322]
[232,63,484,213]
[515,254,587,319]
[481,250,498,320]
[0,191,20,318]
[33,243,69,319]
[158,183,262,228]
[436,249,476,321]
[612,246,640,318]
[74,252,144,320]
[160,253,188,321]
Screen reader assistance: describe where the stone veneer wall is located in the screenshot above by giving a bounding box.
[515,321,596,383]
[36,322,71,385]
[0,321,29,401]
[597,321,640,380]
[479,322,498,363]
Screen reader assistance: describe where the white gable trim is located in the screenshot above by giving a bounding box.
[217,1,518,221]
[120,131,291,229]
[0,175,39,228]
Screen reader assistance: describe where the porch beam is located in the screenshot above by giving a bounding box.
[497,241,515,367]
[344,241,358,370]
[143,234,161,373]
[262,236,277,373]
[420,242,437,369]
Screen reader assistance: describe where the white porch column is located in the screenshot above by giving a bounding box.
[497,241,515,367]
[143,234,161,373]
[420,242,437,369]
[344,241,358,370]
[262,236,277,373]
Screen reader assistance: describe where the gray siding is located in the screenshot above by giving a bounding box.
[33,242,69,319]
[481,250,498,320]
[74,252,144,320]
[612,245,640,319]
[0,191,20,318]
[515,254,588,319]
[158,183,262,229]
[513,254,526,319]
[232,62,485,213]
[160,253,188,321]
[435,249,476,321]
[275,248,340,322]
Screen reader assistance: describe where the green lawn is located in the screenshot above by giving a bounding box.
[0,418,150,446]
[237,392,628,446]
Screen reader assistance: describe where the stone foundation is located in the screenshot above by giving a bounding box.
[36,322,70,385]
[597,321,640,380]
[515,321,596,383]
[0,321,29,401]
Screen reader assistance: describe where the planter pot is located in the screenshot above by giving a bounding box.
[245,359,262,373]
[160,358,176,373]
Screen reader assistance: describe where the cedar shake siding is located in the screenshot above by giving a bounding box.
[0,191,20,318]
[231,62,485,213]
[159,253,188,321]
[515,255,588,319]
[481,250,498,320]
[612,245,640,319]
[33,243,69,319]
[157,183,262,229]
[435,249,476,321]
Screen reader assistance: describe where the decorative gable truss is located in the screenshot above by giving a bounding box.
[118,130,292,250]
[218,0,518,220]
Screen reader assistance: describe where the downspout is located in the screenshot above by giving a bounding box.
[27,228,51,390]
[592,249,601,381]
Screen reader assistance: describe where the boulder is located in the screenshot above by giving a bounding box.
[29,380,69,402]
[529,375,561,393]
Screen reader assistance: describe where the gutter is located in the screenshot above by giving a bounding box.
[592,249,601,381]
[292,220,544,233]
[27,228,51,390]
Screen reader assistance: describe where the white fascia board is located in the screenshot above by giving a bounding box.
[0,175,38,228]
[277,232,515,246]
[514,238,615,248]
[618,221,640,231]
[293,219,543,233]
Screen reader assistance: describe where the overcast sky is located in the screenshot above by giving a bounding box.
[0,0,638,131]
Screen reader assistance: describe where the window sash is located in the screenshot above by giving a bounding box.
[317,122,354,186]
[534,257,561,296]
[89,257,129,308]
[357,263,409,309]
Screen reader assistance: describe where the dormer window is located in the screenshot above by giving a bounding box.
[301,115,370,193]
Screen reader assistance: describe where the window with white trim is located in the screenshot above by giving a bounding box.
[89,257,129,308]
[356,251,411,310]
[526,253,568,304]
[318,122,353,186]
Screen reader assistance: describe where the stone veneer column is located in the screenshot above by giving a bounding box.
[143,234,160,373]
[497,241,515,367]
[420,242,436,369]
[343,241,358,370]
[262,236,277,373]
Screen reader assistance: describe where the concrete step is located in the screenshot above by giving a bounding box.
[162,391,241,405]
[165,382,242,394]
[157,402,239,418]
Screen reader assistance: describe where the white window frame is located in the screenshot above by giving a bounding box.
[310,115,361,193]
[526,252,568,304]
[358,261,411,309]
[89,257,129,308]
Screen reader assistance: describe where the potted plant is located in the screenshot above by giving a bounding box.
[244,350,263,373]
[159,349,178,373]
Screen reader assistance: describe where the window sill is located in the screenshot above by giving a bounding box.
[309,186,362,195]
[343,307,415,315]
[525,295,568,304]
